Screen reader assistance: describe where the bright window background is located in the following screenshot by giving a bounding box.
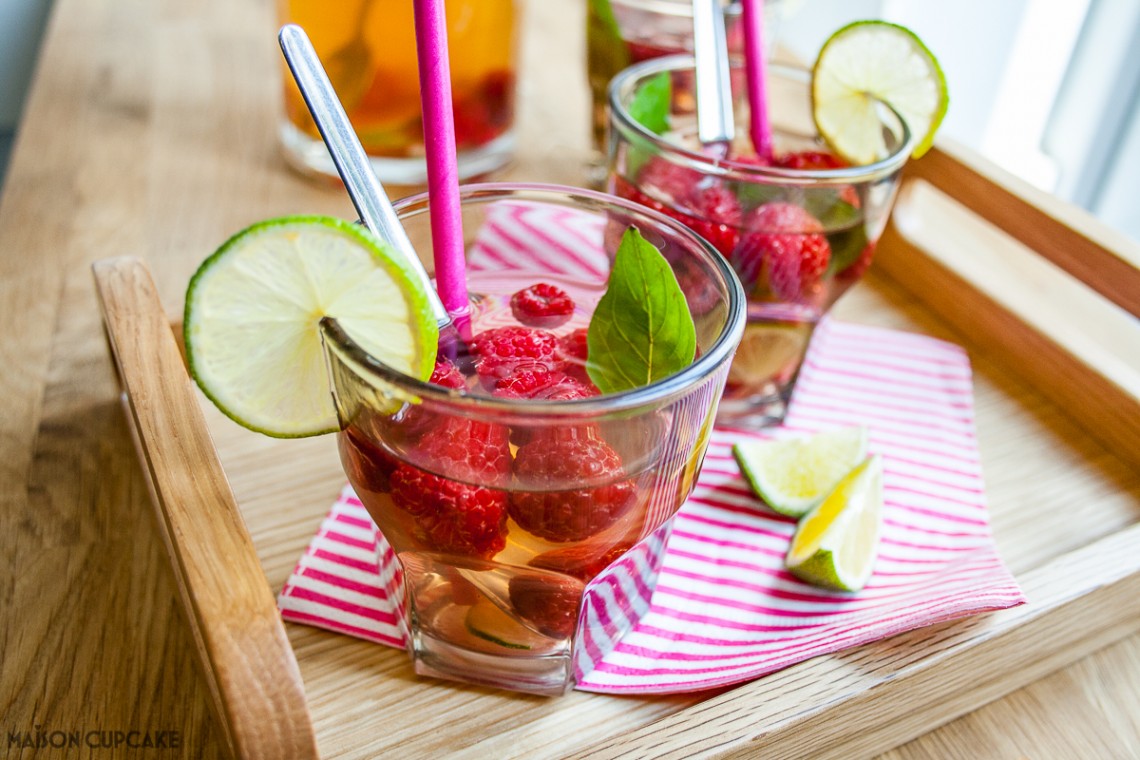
[774,0,1140,243]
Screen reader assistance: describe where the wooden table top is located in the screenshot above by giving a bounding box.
[1,0,1137,757]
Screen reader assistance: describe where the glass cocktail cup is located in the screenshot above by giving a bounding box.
[320,184,745,695]
[587,0,786,150]
[607,57,911,428]
[278,0,518,184]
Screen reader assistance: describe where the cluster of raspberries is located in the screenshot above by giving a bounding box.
[369,284,638,562]
[613,151,875,303]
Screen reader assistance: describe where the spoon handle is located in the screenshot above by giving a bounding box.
[692,0,735,150]
[278,24,449,327]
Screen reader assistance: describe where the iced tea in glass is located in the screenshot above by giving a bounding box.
[279,0,518,184]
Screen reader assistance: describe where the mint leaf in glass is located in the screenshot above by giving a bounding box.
[628,71,671,135]
[587,227,697,394]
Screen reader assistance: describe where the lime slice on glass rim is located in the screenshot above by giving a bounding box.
[811,20,948,163]
[733,425,868,518]
[785,454,884,592]
[183,215,439,438]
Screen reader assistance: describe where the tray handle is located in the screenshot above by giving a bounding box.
[910,140,1140,317]
[93,257,320,760]
[876,140,1140,468]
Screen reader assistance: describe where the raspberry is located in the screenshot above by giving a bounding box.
[390,467,508,557]
[388,419,511,558]
[493,369,598,401]
[773,151,860,207]
[773,150,849,171]
[529,541,634,583]
[728,152,772,168]
[470,326,562,390]
[452,70,514,149]
[731,202,831,300]
[427,357,467,390]
[509,433,637,542]
[340,425,399,494]
[555,328,590,383]
[494,370,600,447]
[681,183,742,256]
[509,283,575,329]
[839,242,876,281]
[635,156,699,204]
[508,573,583,639]
[673,256,720,315]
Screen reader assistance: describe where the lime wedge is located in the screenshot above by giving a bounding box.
[812,20,948,162]
[733,426,868,518]
[183,215,439,438]
[785,454,883,592]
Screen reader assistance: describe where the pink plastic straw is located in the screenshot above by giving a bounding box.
[413,0,470,324]
[741,0,773,161]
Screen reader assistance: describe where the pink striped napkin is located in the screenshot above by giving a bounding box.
[277,201,1025,694]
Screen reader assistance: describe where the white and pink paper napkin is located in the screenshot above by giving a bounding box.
[277,201,1025,694]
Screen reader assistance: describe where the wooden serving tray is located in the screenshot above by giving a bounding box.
[93,141,1140,760]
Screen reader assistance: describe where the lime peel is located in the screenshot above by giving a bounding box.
[184,215,439,438]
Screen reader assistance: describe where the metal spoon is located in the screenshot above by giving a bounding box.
[278,24,452,333]
[691,0,735,156]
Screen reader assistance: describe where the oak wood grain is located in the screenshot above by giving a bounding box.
[0,0,1138,758]
[94,257,318,759]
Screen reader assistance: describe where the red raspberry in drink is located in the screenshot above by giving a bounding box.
[340,426,399,494]
[452,70,514,149]
[682,183,742,256]
[731,202,831,300]
[509,282,575,329]
[773,150,849,170]
[636,156,700,205]
[555,328,590,383]
[389,418,511,558]
[470,326,562,390]
[509,433,636,542]
[529,541,634,583]
[773,151,860,206]
[492,369,597,400]
[428,357,467,390]
[840,242,877,281]
[508,573,583,639]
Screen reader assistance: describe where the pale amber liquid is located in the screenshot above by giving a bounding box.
[280,0,517,157]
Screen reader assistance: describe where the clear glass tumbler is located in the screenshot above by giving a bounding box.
[320,184,745,695]
[278,0,518,185]
[608,57,911,428]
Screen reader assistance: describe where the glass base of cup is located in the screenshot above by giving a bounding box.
[410,618,574,697]
[715,386,793,429]
[278,121,516,186]
[410,628,574,697]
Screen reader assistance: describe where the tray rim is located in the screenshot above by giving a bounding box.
[92,139,1140,759]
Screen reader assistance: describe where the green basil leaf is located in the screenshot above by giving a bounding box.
[587,227,697,394]
[627,71,671,135]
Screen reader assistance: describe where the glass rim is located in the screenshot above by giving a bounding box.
[607,56,914,184]
[321,182,747,417]
[609,0,745,18]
